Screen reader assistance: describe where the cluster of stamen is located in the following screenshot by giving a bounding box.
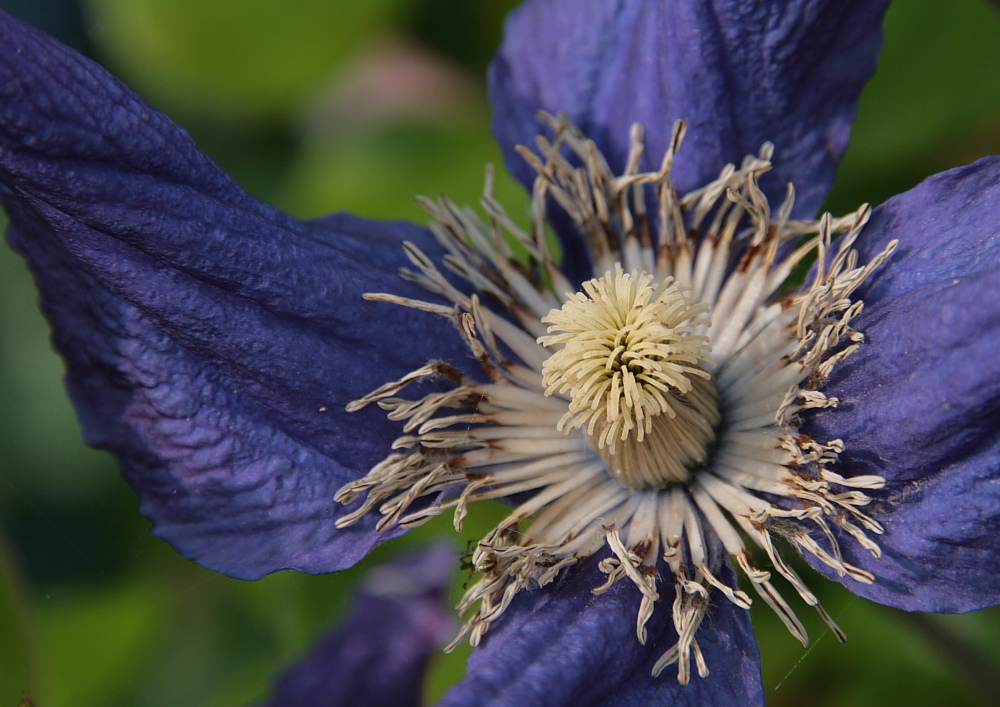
[335,113,897,684]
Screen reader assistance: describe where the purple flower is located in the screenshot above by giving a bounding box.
[1,3,998,707]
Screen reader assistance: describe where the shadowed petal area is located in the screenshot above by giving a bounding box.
[260,545,456,707]
[802,157,1000,612]
[491,0,889,218]
[439,556,762,707]
[0,11,469,578]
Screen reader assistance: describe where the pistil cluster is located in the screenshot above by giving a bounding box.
[539,266,718,487]
[335,114,896,684]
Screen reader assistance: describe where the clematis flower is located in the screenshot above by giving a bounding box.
[1,3,999,706]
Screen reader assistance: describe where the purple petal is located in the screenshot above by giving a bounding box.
[801,157,1000,612]
[260,544,456,707]
[491,0,889,217]
[439,556,762,707]
[0,10,468,578]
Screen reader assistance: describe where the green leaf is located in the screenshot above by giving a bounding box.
[34,582,165,707]
[86,0,401,120]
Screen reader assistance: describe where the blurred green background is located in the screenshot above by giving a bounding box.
[1,0,1000,705]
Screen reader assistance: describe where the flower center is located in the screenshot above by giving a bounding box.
[335,113,898,685]
[539,266,720,488]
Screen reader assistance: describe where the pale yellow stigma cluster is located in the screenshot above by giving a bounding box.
[336,114,897,685]
[539,265,718,487]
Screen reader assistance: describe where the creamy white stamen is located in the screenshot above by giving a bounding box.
[335,113,897,684]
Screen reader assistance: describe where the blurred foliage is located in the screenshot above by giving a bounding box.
[0,541,32,704]
[281,115,530,223]
[827,0,1000,212]
[0,0,998,706]
[87,0,403,121]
